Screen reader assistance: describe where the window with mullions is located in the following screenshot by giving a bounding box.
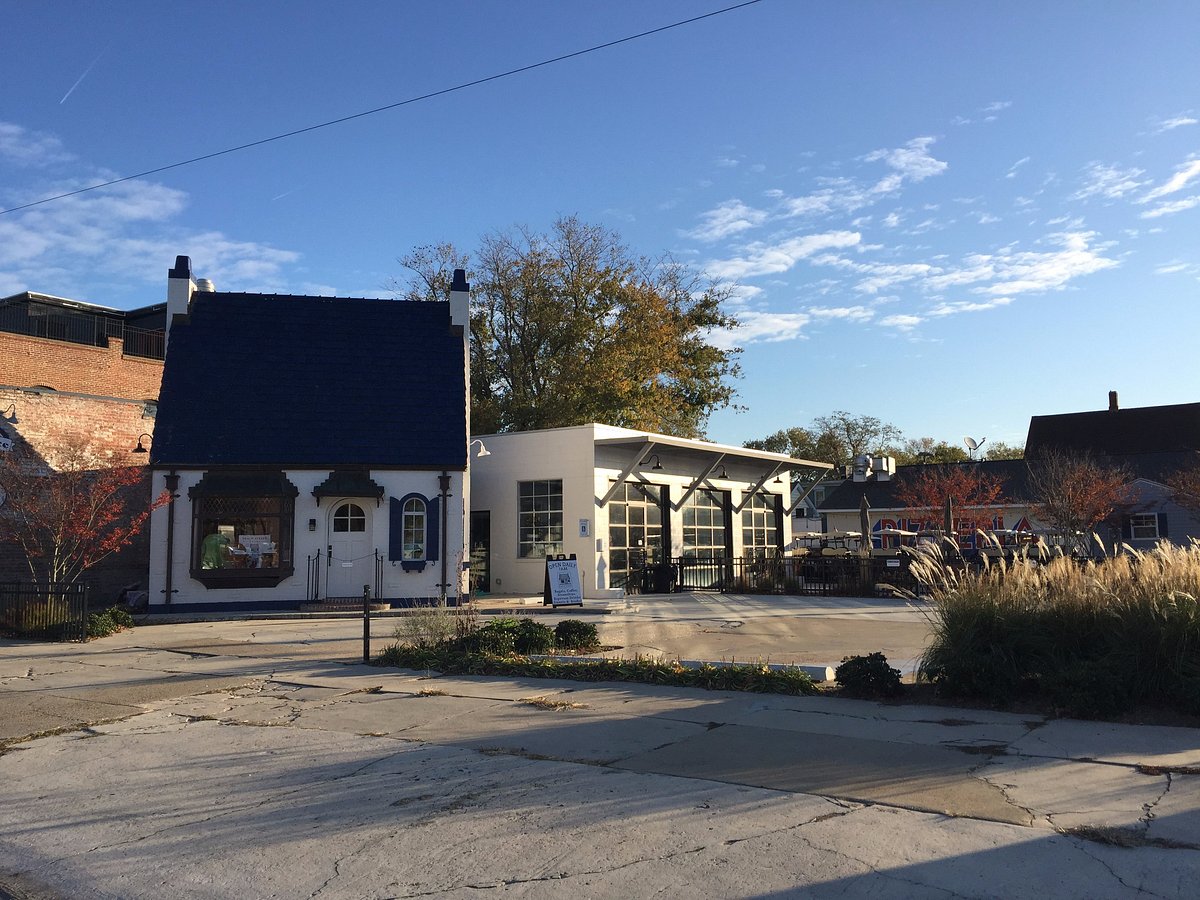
[682,488,728,560]
[402,497,427,560]
[189,472,297,588]
[741,492,781,559]
[332,502,366,533]
[608,483,664,579]
[1128,513,1161,540]
[518,479,564,558]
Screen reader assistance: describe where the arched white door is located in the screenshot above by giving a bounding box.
[326,501,372,598]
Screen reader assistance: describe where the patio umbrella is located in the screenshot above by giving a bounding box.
[859,494,872,554]
[943,495,958,557]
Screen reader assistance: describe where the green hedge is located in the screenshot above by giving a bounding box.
[373,644,817,695]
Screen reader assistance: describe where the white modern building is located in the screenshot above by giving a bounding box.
[468,424,832,599]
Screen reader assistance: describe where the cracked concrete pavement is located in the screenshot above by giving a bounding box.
[1,605,1198,898]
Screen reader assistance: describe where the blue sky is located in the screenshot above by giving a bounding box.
[3,1,1198,450]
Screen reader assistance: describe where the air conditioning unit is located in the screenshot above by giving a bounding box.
[871,455,896,481]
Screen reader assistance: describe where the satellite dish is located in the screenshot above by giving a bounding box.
[964,436,987,459]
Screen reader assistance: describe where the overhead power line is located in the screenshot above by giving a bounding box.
[1,0,765,216]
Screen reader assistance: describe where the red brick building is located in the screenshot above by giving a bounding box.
[0,291,166,601]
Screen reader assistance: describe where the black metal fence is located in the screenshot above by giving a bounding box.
[624,555,920,598]
[0,583,89,641]
[0,302,165,360]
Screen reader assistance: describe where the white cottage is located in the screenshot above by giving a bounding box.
[146,257,471,612]
[468,424,831,599]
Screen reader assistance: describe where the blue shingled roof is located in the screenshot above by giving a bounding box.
[151,292,466,468]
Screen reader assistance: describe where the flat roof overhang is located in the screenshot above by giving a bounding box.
[593,434,833,514]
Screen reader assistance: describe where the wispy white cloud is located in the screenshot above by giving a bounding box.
[1005,157,1030,179]
[710,310,811,349]
[953,101,1011,126]
[779,137,948,221]
[927,297,1013,316]
[977,212,1000,225]
[1140,195,1200,219]
[1154,261,1193,275]
[0,126,304,298]
[880,314,921,330]
[807,305,874,322]
[1072,162,1146,200]
[1141,158,1200,201]
[1153,114,1198,133]
[686,199,768,242]
[0,122,74,168]
[811,255,938,294]
[706,230,861,280]
[863,136,948,190]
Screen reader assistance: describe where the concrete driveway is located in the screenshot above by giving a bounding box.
[1,599,1198,898]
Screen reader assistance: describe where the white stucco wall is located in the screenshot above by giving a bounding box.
[471,425,796,599]
[148,468,466,610]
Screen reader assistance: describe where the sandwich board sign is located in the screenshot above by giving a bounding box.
[543,553,583,607]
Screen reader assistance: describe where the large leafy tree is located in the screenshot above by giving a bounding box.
[984,440,1025,461]
[396,217,741,437]
[1167,453,1200,513]
[0,440,165,585]
[746,411,901,467]
[888,437,970,466]
[1026,449,1130,551]
[894,464,1006,534]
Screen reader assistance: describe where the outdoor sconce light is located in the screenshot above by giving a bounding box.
[1,403,15,423]
[641,453,664,471]
[308,518,317,532]
[131,433,153,453]
[469,439,491,458]
[715,465,729,479]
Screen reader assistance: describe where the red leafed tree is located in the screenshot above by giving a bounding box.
[0,440,167,585]
[894,464,1006,534]
[1026,449,1130,550]
[1166,453,1200,514]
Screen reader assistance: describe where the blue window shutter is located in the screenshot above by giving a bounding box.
[388,497,403,560]
[427,496,440,562]
[1120,516,1132,540]
[1157,513,1169,538]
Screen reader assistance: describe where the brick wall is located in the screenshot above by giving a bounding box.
[0,332,163,401]
[0,388,155,469]
[0,389,156,601]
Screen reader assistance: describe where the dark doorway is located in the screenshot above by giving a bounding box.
[470,511,491,593]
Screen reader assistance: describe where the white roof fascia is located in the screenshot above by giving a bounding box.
[594,432,831,470]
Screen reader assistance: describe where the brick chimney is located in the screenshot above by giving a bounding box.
[1109,390,1119,412]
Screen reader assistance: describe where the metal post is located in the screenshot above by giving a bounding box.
[362,584,371,664]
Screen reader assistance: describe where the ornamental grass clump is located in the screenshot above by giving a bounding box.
[912,538,1200,716]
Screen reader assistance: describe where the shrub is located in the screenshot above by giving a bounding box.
[464,619,519,656]
[555,619,600,652]
[1040,659,1134,719]
[86,606,134,639]
[392,601,458,649]
[835,653,904,698]
[514,618,555,654]
[373,647,818,696]
[912,541,1200,716]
